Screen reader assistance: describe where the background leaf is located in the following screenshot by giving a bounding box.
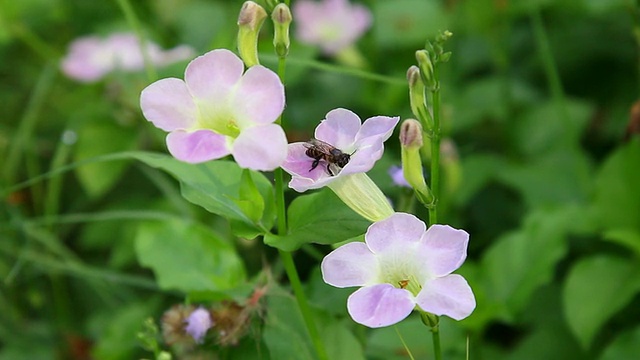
[479,207,582,319]
[593,139,640,231]
[74,121,138,197]
[563,255,640,349]
[135,219,245,293]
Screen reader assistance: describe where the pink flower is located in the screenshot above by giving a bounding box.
[140,49,288,170]
[281,108,398,192]
[61,32,194,82]
[293,0,372,55]
[321,213,475,328]
[185,307,212,344]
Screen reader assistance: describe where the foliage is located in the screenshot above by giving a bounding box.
[1,0,640,359]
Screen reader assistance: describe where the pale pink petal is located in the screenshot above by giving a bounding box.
[315,108,362,150]
[293,0,372,55]
[61,37,113,82]
[156,45,195,66]
[366,213,426,254]
[232,124,287,171]
[419,225,469,276]
[354,116,399,146]
[416,275,475,320]
[349,4,373,37]
[281,143,338,192]
[231,65,285,127]
[184,49,244,101]
[280,143,318,175]
[347,284,416,328]
[166,130,230,163]
[293,1,323,43]
[338,143,382,176]
[140,78,198,131]
[107,33,145,70]
[321,242,379,287]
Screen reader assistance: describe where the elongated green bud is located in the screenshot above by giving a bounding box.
[400,119,433,206]
[415,50,435,89]
[237,1,267,67]
[271,3,292,58]
[407,65,433,131]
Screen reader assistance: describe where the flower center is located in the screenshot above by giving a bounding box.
[378,249,426,297]
[195,100,241,138]
[394,274,422,296]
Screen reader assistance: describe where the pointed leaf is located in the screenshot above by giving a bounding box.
[133,152,274,233]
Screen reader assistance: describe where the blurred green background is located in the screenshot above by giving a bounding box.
[2,0,640,359]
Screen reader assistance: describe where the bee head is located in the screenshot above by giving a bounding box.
[336,153,351,168]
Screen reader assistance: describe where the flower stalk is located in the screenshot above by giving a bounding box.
[269,11,328,360]
[412,31,454,359]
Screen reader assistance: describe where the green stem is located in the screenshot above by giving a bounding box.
[278,250,328,360]
[394,326,416,360]
[115,0,158,82]
[530,9,570,131]
[272,45,327,360]
[428,65,441,226]
[44,132,73,230]
[431,323,442,360]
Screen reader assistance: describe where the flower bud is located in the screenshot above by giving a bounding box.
[400,118,423,149]
[415,50,434,88]
[406,66,433,131]
[237,1,267,67]
[400,119,433,206]
[271,3,292,58]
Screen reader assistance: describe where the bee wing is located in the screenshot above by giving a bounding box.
[304,139,335,154]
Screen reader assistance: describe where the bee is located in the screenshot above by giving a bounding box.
[304,139,352,176]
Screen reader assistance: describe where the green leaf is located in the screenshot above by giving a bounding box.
[498,148,592,209]
[512,99,592,157]
[234,169,265,223]
[603,228,640,257]
[134,219,245,293]
[563,255,640,349]
[600,325,640,360]
[503,284,587,360]
[323,321,365,360]
[480,207,581,319]
[263,290,315,360]
[264,189,370,251]
[454,154,507,205]
[133,152,274,234]
[74,121,138,197]
[593,139,640,231]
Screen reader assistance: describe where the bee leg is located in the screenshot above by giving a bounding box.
[309,159,320,172]
[326,163,335,176]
